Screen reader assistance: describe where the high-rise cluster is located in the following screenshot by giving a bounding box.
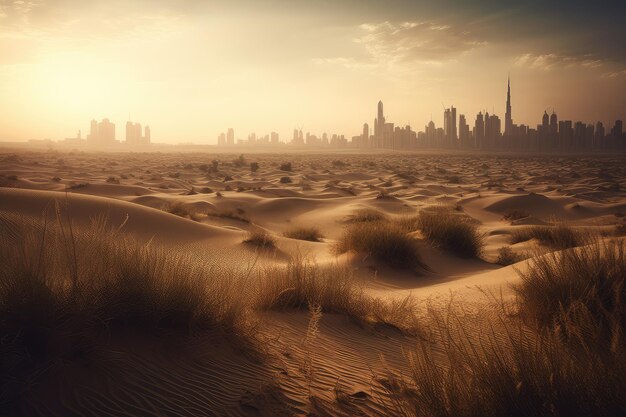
[351,77,624,151]
[125,121,151,146]
[84,118,151,147]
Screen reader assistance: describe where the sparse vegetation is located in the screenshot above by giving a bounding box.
[503,209,529,222]
[279,176,292,184]
[106,176,120,184]
[67,182,88,190]
[243,230,276,249]
[345,208,387,223]
[496,245,519,266]
[283,226,324,242]
[379,301,626,417]
[515,238,625,345]
[510,223,582,249]
[206,208,250,223]
[233,154,246,167]
[418,208,484,258]
[164,202,195,219]
[279,162,292,172]
[0,212,256,411]
[334,221,423,270]
[250,162,259,172]
[376,189,391,199]
[256,256,421,334]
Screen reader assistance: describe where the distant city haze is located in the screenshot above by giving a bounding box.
[0,0,624,144]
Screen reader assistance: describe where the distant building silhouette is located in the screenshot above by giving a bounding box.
[505,75,513,136]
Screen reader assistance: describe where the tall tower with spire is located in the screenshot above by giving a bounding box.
[505,74,512,136]
[374,100,385,148]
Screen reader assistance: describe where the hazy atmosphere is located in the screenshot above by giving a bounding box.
[0,0,624,143]
[1,2,626,416]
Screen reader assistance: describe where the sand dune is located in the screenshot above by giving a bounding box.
[2,150,625,415]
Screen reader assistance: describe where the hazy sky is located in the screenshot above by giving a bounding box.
[0,0,624,143]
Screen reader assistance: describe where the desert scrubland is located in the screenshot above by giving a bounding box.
[1,149,625,416]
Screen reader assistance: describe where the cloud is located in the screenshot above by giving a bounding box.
[514,53,607,71]
[356,21,485,65]
[314,20,486,70]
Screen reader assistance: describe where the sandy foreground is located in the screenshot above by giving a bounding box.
[1,149,625,416]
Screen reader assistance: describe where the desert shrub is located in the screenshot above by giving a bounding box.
[279,176,292,184]
[379,303,626,417]
[496,246,519,266]
[106,176,120,184]
[334,221,423,270]
[256,256,420,334]
[395,214,421,233]
[51,176,62,182]
[243,230,276,249]
[250,162,259,172]
[510,224,581,249]
[283,227,324,242]
[164,202,194,219]
[257,257,362,313]
[200,187,213,194]
[279,162,292,172]
[503,209,529,222]
[67,182,88,190]
[514,238,625,346]
[207,208,249,223]
[233,154,246,167]
[0,212,255,409]
[345,208,387,223]
[445,175,462,184]
[376,189,391,199]
[418,209,484,258]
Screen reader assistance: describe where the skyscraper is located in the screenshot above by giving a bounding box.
[89,119,98,142]
[375,100,385,148]
[443,106,457,147]
[459,114,470,147]
[505,75,512,136]
[504,75,512,135]
[474,112,485,149]
[227,128,234,145]
[126,121,135,144]
[97,118,115,143]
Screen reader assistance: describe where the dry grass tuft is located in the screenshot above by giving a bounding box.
[164,201,195,219]
[496,246,519,266]
[379,302,626,417]
[510,223,582,249]
[256,255,421,335]
[345,208,388,223]
[243,230,276,249]
[334,221,423,270]
[0,211,256,408]
[514,238,625,346]
[283,226,324,242]
[418,208,484,258]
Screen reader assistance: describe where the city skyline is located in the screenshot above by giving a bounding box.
[0,1,624,144]
[17,74,626,148]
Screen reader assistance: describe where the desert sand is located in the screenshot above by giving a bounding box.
[1,149,625,416]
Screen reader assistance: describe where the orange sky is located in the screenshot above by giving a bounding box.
[0,0,624,143]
